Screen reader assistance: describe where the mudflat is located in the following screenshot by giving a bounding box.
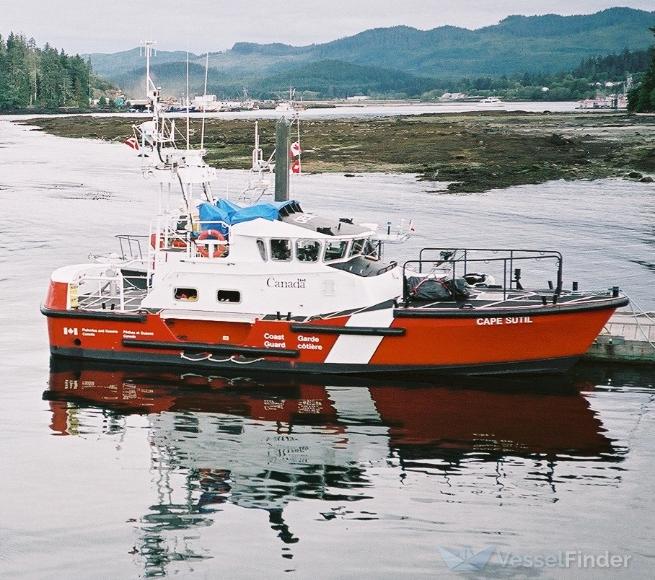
[23,111,655,193]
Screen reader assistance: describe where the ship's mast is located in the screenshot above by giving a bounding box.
[142,40,158,115]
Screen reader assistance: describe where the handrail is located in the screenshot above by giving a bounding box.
[116,234,147,260]
[149,218,232,264]
[404,247,563,304]
[75,269,145,312]
[378,260,397,276]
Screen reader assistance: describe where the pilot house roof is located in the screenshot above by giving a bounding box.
[199,198,373,238]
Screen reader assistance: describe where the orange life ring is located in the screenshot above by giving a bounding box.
[197,229,226,258]
[150,233,188,250]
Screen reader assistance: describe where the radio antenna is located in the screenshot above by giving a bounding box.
[185,50,190,151]
[201,53,209,150]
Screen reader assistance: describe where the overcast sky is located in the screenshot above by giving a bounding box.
[2,0,654,54]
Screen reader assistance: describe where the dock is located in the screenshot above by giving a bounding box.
[584,311,655,364]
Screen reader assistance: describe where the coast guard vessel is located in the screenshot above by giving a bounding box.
[41,47,628,376]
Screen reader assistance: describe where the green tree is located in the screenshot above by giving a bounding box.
[0,35,8,109]
[628,28,655,112]
[38,44,65,108]
[0,32,93,111]
[4,33,31,108]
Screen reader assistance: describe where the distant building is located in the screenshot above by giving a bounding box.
[191,95,226,112]
[126,98,150,111]
[439,92,467,101]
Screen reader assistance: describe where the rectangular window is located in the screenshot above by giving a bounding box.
[349,238,365,257]
[296,239,321,262]
[174,288,198,302]
[271,239,292,261]
[324,240,349,262]
[362,239,380,260]
[217,290,241,303]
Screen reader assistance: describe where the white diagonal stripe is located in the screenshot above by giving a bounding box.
[324,308,394,364]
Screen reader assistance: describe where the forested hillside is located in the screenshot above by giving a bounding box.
[574,48,653,80]
[89,7,655,94]
[4,8,655,108]
[628,28,655,112]
[110,45,653,102]
[0,33,93,110]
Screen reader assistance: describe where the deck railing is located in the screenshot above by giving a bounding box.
[116,234,147,261]
[76,269,146,312]
[403,247,563,303]
[148,220,231,259]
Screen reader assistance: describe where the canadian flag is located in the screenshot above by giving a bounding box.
[291,159,301,174]
[289,141,302,157]
[123,136,140,150]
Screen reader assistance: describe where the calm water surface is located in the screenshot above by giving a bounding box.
[1,120,655,578]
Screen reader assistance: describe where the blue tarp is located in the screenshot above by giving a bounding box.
[198,199,297,234]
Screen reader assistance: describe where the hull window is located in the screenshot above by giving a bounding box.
[217,290,241,303]
[174,288,198,302]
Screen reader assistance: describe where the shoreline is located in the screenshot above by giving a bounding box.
[17,110,655,193]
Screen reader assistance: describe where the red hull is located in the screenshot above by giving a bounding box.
[43,280,625,375]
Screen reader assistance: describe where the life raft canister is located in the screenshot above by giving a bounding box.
[197,229,226,258]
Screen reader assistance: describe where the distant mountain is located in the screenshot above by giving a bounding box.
[88,7,655,97]
[89,47,197,79]
[258,60,438,97]
[113,59,438,99]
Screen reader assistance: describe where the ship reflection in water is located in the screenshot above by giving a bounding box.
[44,360,627,577]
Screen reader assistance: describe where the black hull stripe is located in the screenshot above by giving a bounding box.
[51,347,579,376]
[394,297,628,319]
[290,323,405,336]
[41,305,148,322]
[42,297,627,325]
[122,339,299,358]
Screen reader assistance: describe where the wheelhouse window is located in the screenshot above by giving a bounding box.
[256,239,267,261]
[271,239,292,261]
[362,239,380,260]
[349,238,366,257]
[296,239,321,262]
[174,288,198,302]
[323,240,349,262]
[217,290,241,303]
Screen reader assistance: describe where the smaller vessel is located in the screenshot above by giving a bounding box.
[480,96,503,105]
[275,88,305,114]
